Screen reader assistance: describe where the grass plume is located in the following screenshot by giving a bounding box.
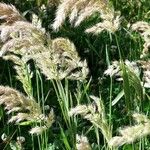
[52,0,121,34]
[0,2,24,25]
[0,85,54,135]
[69,95,112,143]
[109,113,150,147]
[76,134,91,150]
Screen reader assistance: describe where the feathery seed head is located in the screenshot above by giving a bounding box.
[69,105,89,116]
[52,0,121,34]
[0,3,24,24]
[76,134,91,150]
[17,136,25,143]
[0,86,54,134]
[29,126,47,135]
[109,113,150,147]
[133,113,150,124]
[132,21,150,33]
[27,37,89,80]
[69,95,111,143]
[109,136,126,147]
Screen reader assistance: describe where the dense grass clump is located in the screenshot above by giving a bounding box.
[0,0,150,150]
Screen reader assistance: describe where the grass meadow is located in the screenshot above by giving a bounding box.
[0,0,150,149]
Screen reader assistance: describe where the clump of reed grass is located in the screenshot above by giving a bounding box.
[109,113,150,147]
[0,2,59,136]
[0,85,54,135]
[52,0,121,34]
[0,3,89,81]
[0,3,89,141]
[69,95,112,143]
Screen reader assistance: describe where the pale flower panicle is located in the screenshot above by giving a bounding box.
[109,113,150,147]
[76,134,91,150]
[69,95,111,143]
[52,0,121,34]
[0,85,54,135]
[0,2,24,24]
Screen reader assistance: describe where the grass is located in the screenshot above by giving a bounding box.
[0,0,150,150]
